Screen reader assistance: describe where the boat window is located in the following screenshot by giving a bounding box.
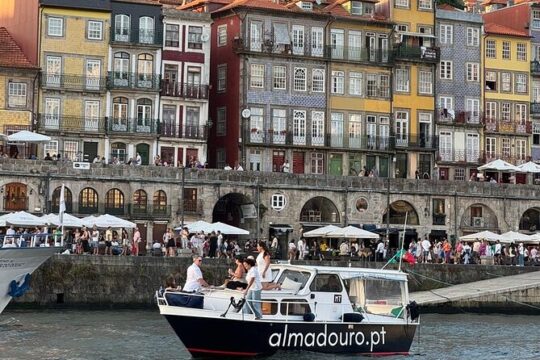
[309,274,343,292]
[362,279,405,317]
[277,270,310,289]
[280,299,311,315]
[262,299,278,315]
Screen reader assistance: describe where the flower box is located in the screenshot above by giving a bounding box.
[251,128,258,133]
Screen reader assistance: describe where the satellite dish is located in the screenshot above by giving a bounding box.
[201,33,210,42]
[241,109,251,118]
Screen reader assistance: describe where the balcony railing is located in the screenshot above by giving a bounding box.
[393,45,440,63]
[437,110,483,126]
[394,134,438,150]
[107,72,160,91]
[104,206,126,216]
[4,196,28,211]
[107,118,159,135]
[531,103,540,115]
[178,199,203,215]
[160,81,209,99]
[38,114,105,133]
[233,38,327,58]
[111,29,162,46]
[160,125,207,140]
[325,45,391,64]
[437,149,482,164]
[41,73,106,92]
[531,61,540,76]
[129,204,172,219]
[484,119,532,134]
[481,151,528,165]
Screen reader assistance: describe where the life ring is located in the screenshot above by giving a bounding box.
[8,273,31,298]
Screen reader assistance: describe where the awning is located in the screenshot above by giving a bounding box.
[430,230,447,236]
[273,23,291,45]
[362,224,378,231]
[270,224,293,234]
[399,31,436,39]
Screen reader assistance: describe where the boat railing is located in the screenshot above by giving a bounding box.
[0,233,55,248]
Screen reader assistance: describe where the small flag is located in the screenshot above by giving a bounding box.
[59,183,66,225]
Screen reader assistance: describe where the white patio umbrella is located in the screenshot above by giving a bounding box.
[517,161,540,173]
[478,159,520,172]
[41,213,84,228]
[459,230,502,242]
[522,233,540,244]
[92,214,136,229]
[174,220,212,232]
[7,130,51,143]
[303,225,342,238]
[210,221,250,235]
[325,225,379,239]
[499,231,532,244]
[81,215,100,227]
[0,211,46,227]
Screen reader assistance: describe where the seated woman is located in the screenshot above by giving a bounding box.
[165,275,182,291]
[225,256,248,290]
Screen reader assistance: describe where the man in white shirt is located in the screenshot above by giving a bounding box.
[281,160,290,173]
[135,152,142,166]
[375,240,385,261]
[494,240,502,265]
[184,255,209,292]
[297,238,305,260]
[421,237,431,263]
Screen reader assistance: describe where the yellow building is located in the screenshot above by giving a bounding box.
[0,27,39,157]
[326,0,394,176]
[388,0,438,178]
[38,2,111,161]
[482,11,532,174]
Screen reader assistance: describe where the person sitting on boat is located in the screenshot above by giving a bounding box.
[242,257,263,320]
[225,256,247,290]
[256,241,280,290]
[184,255,209,292]
[165,275,182,291]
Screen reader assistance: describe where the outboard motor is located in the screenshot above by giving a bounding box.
[406,301,420,321]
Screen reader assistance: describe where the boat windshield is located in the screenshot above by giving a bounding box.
[346,278,405,318]
[277,270,311,290]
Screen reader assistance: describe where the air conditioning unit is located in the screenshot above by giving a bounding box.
[472,217,484,227]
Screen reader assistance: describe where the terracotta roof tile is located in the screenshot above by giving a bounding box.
[437,3,459,10]
[483,4,531,37]
[484,23,530,37]
[213,0,303,13]
[0,28,37,69]
[178,0,231,9]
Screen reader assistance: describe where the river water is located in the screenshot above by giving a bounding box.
[0,310,539,360]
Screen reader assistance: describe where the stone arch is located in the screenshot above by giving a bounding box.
[133,189,148,213]
[299,196,340,223]
[105,188,125,215]
[79,187,98,214]
[153,190,167,214]
[212,192,254,230]
[459,203,499,231]
[382,200,420,225]
[52,186,73,213]
[519,207,540,232]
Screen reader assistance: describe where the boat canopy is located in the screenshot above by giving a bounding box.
[274,264,408,283]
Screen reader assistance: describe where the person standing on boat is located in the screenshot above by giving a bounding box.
[256,241,280,290]
[184,255,209,292]
[242,257,263,319]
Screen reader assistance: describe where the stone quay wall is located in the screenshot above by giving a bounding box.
[8,256,540,312]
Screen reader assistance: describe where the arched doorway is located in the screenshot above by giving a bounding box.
[212,193,254,231]
[519,208,540,232]
[382,200,419,225]
[299,197,340,223]
[135,143,150,165]
[52,186,73,213]
[4,182,28,211]
[105,188,125,215]
[460,203,498,232]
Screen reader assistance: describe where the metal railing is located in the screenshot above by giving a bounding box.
[160,125,207,140]
[325,45,392,64]
[129,204,172,219]
[483,119,532,134]
[393,45,440,63]
[160,81,209,99]
[107,118,159,135]
[38,114,106,133]
[437,149,482,164]
[107,72,160,91]
[41,73,106,92]
[394,134,438,150]
[111,29,162,46]
[178,199,203,214]
[531,61,540,76]
[531,103,540,115]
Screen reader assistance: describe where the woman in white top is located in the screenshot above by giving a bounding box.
[256,241,280,290]
[242,258,262,319]
[91,226,100,255]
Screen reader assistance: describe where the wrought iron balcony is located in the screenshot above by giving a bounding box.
[107,72,160,91]
[38,114,106,133]
[41,73,106,92]
[129,204,172,219]
[107,118,159,135]
[160,124,207,140]
[531,102,540,115]
[104,205,126,216]
[481,151,528,166]
[393,45,440,63]
[437,110,483,126]
[111,29,163,46]
[531,61,540,76]
[232,37,327,59]
[178,199,203,215]
[484,119,532,134]
[160,81,209,99]
[394,134,438,150]
[437,149,483,164]
[325,45,392,64]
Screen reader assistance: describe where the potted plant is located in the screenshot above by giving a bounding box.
[251,128,258,133]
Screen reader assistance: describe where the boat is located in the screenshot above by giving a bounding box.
[0,246,59,315]
[156,264,419,357]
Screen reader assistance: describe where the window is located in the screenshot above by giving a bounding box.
[486,40,496,58]
[250,64,265,88]
[271,194,286,211]
[418,0,432,9]
[310,274,343,292]
[311,27,324,57]
[516,139,526,162]
[486,137,496,158]
[137,53,153,88]
[48,17,63,37]
[501,72,511,92]
[516,73,528,93]
[105,189,125,213]
[115,14,130,42]
[217,64,227,92]
[216,148,226,169]
[366,74,377,97]
[165,24,179,47]
[310,153,324,174]
[87,21,103,40]
[250,107,264,132]
[217,25,227,46]
[395,67,409,92]
[312,69,325,93]
[153,190,168,212]
[139,16,155,44]
[79,187,98,213]
[454,168,465,181]
[517,43,527,61]
[349,114,361,148]
[185,107,201,136]
[331,71,344,94]
[395,111,409,145]
[272,66,286,90]
[501,103,511,121]
[466,63,479,82]
[467,28,479,47]
[8,83,27,107]
[188,26,203,49]
[301,1,313,10]
[485,71,497,91]
[294,68,307,91]
[44,141,58,156]
[292,25,305,55]
[395,0,409,7]
[439,61,452,80]
[485,102,496,121]
[293,110,306,141]
[351,1,362,14]
[516,103,527,123]
[112,97,128,130]
[502,41,510,60]
[379,74,390,98]
[272,109,287,141]
[419,70,433,94]
[465,98,480,121]
[133,189,147,212]
[439,24,453,45]
[502,138,511,158]
[216,107,226,136]
[331,112,344,147]
[349,72,363,96]
[534,10,540,29]
[312,111,324,144]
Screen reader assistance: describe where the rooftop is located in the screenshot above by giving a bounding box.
[0,28,38,69]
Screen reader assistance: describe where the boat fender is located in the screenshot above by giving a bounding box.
[231,297,246,312]
[406,301,420,321]
[342,312,364,323]
[8,274,31,298]
[303,312,315,322]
